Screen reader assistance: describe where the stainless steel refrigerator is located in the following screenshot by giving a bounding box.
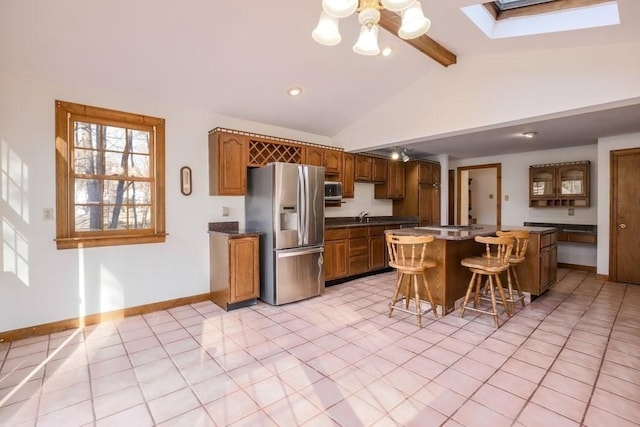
[246,162,325,305]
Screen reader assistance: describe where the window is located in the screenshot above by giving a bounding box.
[55,100,166,249]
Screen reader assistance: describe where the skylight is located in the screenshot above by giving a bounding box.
[462,1,620,39]
[494,0,557,11]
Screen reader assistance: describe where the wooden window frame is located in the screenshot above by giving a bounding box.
[483,0,611,20]
[55,100,166,249]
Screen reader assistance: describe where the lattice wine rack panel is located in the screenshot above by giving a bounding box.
[248,140,302,166]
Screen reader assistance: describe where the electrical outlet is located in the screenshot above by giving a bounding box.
[504,195,509,201]
[222,206,230,217]
[43,208,54,220]
[489,194,494,199]
[568,208,575,216]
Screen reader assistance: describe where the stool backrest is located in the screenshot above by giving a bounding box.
[386,233,435,269]
[475,235,514,265]
[497,230,530,260]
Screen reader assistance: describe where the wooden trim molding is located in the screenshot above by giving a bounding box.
[209,127,344,152]
[558,262,596,273]
[596,273,609,282]
[483,0,611,21]
[0,293,211,343]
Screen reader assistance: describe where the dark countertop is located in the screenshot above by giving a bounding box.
[388,225,558,241]
[208,221,262,237]
[524,222,597,234]
[325,216,418,229]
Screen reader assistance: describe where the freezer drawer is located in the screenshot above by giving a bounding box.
[271,246,325,305]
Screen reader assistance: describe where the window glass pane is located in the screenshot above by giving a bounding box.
[75,205,102,231]
[102,180,151,204]
[74,148,104,175]
[104,126,127,152]
[75,178,102,204]
[104,151,127,176]
[131,130,150,154]
[103,205,152,230]
[74,122,97,149]
[129,153,150,177]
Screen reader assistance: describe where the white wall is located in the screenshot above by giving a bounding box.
[0,71,335,333]
[450,144,598,267]
[469,168,498,225]
[325,183,392,218]
[334,41,640,153]
[596,133,640,275]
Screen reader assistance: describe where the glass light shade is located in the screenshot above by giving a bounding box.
[398,1,431,39]
[380,0,416,12]
[353,24,380,56]
[322,0,358,18]
[312,12,342,46]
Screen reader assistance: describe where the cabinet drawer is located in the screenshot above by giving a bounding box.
[558,232,596,244]
[349,237,369,256]
[368,225,385,236]
[326,228,349,241]
[541,233,554,248]
[349,227,369,238]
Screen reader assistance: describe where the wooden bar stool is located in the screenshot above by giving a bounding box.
[496,229,530,311]
[385,232,438,327]
[460,235,513,328]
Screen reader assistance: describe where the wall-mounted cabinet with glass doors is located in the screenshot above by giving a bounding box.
[529,161,590,207]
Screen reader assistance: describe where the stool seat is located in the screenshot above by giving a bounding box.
[385,232,438,327]
[460,235,513,328]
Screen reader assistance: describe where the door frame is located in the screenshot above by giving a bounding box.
[448,169,455,225]
[609,147,640,282]
[456,163,502,226]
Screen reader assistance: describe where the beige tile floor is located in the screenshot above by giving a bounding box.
[1,268,639,426]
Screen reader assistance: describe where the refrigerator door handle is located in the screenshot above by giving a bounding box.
[277,246,324,258]
[297,165,304,246]
[302,165,310,245]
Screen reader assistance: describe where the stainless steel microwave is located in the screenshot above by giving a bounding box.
[324,181,343,201]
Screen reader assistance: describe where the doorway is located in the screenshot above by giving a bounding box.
[456,163,502,226]
[610,148,640,284]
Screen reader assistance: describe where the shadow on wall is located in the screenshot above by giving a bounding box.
[1,139,30,287]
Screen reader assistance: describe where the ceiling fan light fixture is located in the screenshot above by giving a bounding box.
[381,0,417,12]
[353,8,381,56]
[398,1,431,39]
[312,11,342,46]
[322,0,358,18]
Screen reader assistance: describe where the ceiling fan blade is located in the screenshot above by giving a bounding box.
[379,9,457,67]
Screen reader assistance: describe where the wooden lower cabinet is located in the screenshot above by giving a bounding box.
[325,228,349,281]
[519,230,558,295]
[369,226,386,271]
[349,227,369,275]
[209,233,259,310]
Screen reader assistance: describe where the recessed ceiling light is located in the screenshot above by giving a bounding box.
[381,45,395,57]
[522,131,538,138]
[287,87,302,97]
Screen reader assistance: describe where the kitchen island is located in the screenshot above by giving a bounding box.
[386,225,558,314]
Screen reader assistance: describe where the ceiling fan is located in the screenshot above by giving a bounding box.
[312,0,457,67]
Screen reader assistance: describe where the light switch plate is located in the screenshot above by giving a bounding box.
[568,208,575,216]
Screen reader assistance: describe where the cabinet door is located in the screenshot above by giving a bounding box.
[549,243,557,285]
[369,235,386,270]
[390,161,405,199]
[372,158,387,182]
[530,167,556,199]
[305,147,324,167]
[342,153,355,198]
[325,240,348,280]
[355,155,372,181]
[210,133,247,195]
[323,150,343,177]
[229,237,259,302]
[418,162,432,184]
[558,165,588,198]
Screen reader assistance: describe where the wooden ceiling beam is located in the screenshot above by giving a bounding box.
[378,9,457,67]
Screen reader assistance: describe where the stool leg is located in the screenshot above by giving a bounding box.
[504,266,515,313]
[389,272,404,317]
[512,265,525,308]
[421,272,437,319]
[473,275,484,308]
[487,275,500,329]
[413,275,422,327]
[460,272,477,318]
[495,273,511,317]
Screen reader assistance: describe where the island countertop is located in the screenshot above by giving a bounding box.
[386,225,557,240]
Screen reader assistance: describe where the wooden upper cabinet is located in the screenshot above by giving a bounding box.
[342,153,355,198]
[529,161,590,207]
[304,146,324,167]
[355,155,372,181]
[324,150,343,178]
[375,160,405,199]
[209,132,247,195]
[372,157,387,182]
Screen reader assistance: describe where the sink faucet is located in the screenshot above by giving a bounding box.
[358,211,370,222]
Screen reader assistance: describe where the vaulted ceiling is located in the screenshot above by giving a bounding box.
[2,0,639,158]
